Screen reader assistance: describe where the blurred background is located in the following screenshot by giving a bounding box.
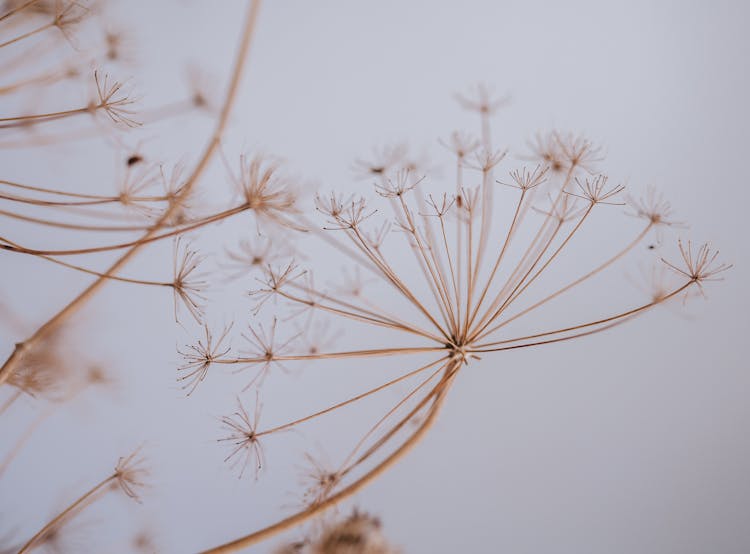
[1,1,748,552]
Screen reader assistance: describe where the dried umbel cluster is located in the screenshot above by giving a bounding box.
[0,1,730,553]
[180,93,728,551]
[273,511,399,554]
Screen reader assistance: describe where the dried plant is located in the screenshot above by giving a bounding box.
[0,1,731,553]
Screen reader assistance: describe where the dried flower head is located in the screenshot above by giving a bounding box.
[158,164,192,225]
[302,453,343,507]
[661,239,732,294]
[231,154,301,230]
[499,165,549,192]
[565,175,625,205]
[240,317,300,389]
[249,262,306,313]
[222,235,289,280]
[116,164,160,217]
[466,147,507,172]
[103,26,134,63]
[352,143,408,180]
[91,71,139,127]
[185,64,217,111]
[113,448,148,502]
[131,528,158,553]
[527,131,603,174]
[218,393,265,480]
[172,237,208,324]
[553,131,604,173]
[177,324,233,394]
[374,170,423,199]
[310,510,397,554]
[627,186,683,228]
[7,329,74,399]
[438,131,479,160]
[454,83,509,115]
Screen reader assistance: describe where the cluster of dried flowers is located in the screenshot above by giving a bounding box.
[0,1,730,553]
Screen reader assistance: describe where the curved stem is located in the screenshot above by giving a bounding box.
[471,280,693,351]
[200,362,458,554]
[0,208,158,232]
[0,403,54,478]
[0,178,172,201]
[0,235,173,286]
[0,203,249,256]
[17,474,115,553]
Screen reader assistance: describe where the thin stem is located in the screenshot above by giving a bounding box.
[256,356,448,437]
[0,178,171,201]
[0,403,54,478]
[472,280,693,351]
[466,189,526,331]
[216,346,445,365]
[486,165,576,314]
[7,244,174,288]
[480,222,652,339]
[0,21,52,49]
[0,208,156,232]
[283,279,444,344]
[0,191,127,207]
[0,388,21,414]
[0,0,42,22]
[338,359,446,472]
[0,67,69,95]
[0,203,248,256]
[347,225,451,341]
[199,361,458,554]
[470,201,585,343]
[17,474,116,553]
[273,287,444,343]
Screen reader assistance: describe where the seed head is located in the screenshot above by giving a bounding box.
[113,448,148,503]
[219,393,265,480]
[172,238,208,324]
[177,324,233,395]
[661,239,732,294]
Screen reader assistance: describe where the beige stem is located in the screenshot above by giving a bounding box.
[200,363,458,554]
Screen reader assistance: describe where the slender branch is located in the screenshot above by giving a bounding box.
[0,21,53,49]
[199,361,458,554]
[256,356,448,438]
[471,280,692,351]
[215,346,445,365]
[0,0,42,22]
[17,474,115,553]
[479,222,652,339]
[0,178,171,201]
[0,203,249,256]
[465,189,526,331]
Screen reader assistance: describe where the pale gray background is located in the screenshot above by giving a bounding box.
[1,1,748,553]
